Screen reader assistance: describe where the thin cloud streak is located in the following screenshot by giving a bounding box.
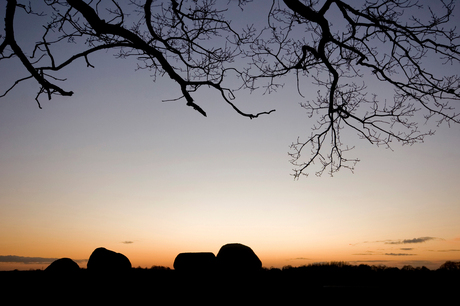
[286,257,311,261]
[0,255,87,264]
[353,237,443,246]
[352,250,379,255]
[352,253,376,255]
[385,253,416,256]
[385,237,441,244]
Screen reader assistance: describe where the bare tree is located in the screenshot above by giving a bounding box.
[1,0,459,177]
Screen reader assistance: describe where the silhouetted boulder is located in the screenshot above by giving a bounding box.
[216,243,262,272]
[45,258,80,273]
[173,252,216,272]
[87,247,131,272]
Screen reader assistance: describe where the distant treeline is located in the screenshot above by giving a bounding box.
[263,261,460,287]
[124,260,460,291]
[144,259,460,272]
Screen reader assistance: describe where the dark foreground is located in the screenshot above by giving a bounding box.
[1,266,458,305]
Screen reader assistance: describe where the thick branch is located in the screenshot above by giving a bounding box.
[4,0,73,103]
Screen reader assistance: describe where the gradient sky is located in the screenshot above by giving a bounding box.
[1,0,460,271]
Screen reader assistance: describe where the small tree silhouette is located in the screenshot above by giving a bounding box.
[439,261,460,271]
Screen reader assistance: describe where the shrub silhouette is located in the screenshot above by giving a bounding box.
[439,261,460,271]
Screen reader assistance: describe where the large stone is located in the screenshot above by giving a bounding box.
[173,252,216,272]
[45,258,80,273]
[216,243,262,272]
[87,247,131,272]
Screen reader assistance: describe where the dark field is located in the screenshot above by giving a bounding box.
[1,263,458,305]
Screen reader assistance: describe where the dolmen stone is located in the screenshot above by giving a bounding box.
[173,252,216,272]
[216,243,262,273]
[45,258,80,273]
[87,247,131,272]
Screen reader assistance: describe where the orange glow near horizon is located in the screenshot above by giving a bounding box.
[1,237,459,271]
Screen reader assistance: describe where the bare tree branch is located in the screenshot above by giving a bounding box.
[239,0,460,177]
[1,0,459,177]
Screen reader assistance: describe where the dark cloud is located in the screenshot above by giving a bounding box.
[121,241,134,244]
[400,248,414,251]
[433,249,460,252]
[0,255,87,264]
[385,237,440,245]
[385,253,416,256]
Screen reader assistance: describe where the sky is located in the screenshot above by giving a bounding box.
[1,0,460,271]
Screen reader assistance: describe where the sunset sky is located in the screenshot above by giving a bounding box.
[1,0,459,271]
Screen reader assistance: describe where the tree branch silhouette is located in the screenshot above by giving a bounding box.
[240,0,460,177]
[1,0,459,177]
